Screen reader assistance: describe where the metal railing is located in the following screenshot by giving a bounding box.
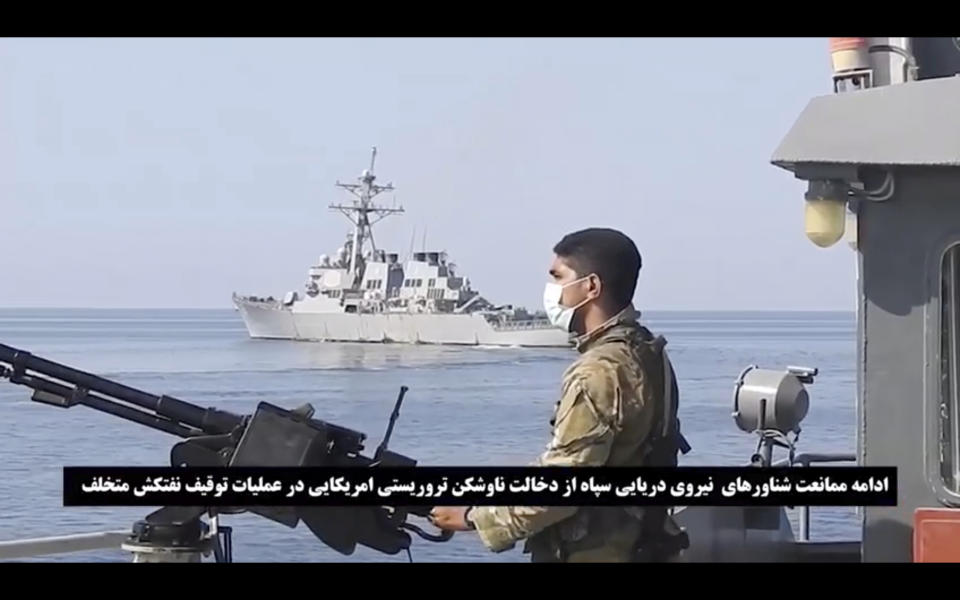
[0,530,129,561]
[488,318,553,332]
[0,515,230,562]
[772,452,858,542]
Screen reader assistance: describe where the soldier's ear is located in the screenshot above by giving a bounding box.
[587,273,602,300]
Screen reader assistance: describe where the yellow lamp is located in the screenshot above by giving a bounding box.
[804,180,847,248]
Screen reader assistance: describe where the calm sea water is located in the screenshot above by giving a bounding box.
[0,309,857,562]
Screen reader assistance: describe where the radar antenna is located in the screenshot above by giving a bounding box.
[329,147,405,284]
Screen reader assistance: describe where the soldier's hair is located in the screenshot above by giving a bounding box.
[553,228,642,312]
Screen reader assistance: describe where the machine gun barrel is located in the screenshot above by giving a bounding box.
[1,341,453,557]
[0,342,244,437]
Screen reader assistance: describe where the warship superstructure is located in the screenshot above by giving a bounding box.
[233,149,571,348]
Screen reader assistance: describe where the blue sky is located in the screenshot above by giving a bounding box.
[0,37,852,311]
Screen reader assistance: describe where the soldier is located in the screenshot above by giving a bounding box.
[429,227,690,562]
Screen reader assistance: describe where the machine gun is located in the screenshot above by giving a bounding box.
[0,342,453,562]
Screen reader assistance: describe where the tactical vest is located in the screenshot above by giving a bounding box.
[599,326,690,468]
[529,325,692,562]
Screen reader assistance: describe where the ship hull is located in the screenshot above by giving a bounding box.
[234,301,572,348]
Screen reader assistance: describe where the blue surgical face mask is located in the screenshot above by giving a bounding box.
[543,276,592,332]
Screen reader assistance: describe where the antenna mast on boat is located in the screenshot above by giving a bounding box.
[329,147,404,284]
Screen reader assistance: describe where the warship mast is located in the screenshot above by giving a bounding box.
[329,147,404,286]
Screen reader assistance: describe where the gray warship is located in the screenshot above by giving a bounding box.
[232,149,571,348]
[2,36,960,563]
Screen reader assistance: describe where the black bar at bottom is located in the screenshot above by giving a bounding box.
[63,466,897,507]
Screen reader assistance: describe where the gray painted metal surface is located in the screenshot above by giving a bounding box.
[856,171,960,561]
[772,75,960,168]
[772,70,960,559]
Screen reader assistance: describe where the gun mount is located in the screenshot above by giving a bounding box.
[0,342,452,562]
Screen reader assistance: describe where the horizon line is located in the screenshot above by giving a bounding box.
[0,305,857,313]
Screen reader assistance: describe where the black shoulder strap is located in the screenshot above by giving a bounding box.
[648,336,692,464]
[661,343,691,456]
[631,335,693,552]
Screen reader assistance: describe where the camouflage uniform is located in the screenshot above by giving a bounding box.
[469,306,688,562]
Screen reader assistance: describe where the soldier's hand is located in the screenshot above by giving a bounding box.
[428,506,471,531]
